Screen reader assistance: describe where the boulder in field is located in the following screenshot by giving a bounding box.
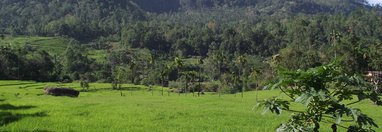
[44,87,80,97]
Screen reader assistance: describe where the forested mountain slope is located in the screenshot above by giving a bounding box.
[0,0,375,41]
[0,0,145,41]
[1,0,381,84]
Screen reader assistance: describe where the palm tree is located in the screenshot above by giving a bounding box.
[180,73,189,96]
[329,30,341,59]
[198,58,204,97]
[174,57,184,96]
[236,55,247,98]
[216,51,226,97]
[159,65,170,96]
[181,71,198,97]
[250,68,260,102]
[149,54,155,96]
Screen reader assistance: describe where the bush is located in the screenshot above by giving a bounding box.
[83,72,96,82]
[246,80,259,90]
[61,75,73,83]
[140,77,155,86]
[202,82,219,92]
[168,81,181,89]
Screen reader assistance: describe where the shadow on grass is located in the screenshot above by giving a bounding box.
[0,104,36,110]
[0,103,47,126]
[80,87,110,92]
[18,84,45,89]
[30,129,54,132]
[81,86,146,92]
[0,83,36,87]
[0,111,47,126]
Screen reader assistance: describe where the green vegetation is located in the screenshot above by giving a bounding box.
[0,36,69,55]
[1,0,382,131]
[0,80,381,131]
[1,0,382,87]
[260,62,381,131]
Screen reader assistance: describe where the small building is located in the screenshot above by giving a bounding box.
[365,71,382,82]
[365,71,382,94]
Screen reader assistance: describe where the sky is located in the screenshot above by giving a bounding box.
[367,0,382,5]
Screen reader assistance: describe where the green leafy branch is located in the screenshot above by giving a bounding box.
[258,62,381,131]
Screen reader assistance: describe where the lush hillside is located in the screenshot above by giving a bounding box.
[0,0,146,41]
[1,5,382,84]
[0,0,381,90]
[0,0,376,41]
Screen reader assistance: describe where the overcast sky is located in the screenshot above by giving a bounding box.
[367,0,382,5]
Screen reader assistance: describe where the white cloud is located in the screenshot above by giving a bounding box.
[367,0,382,5]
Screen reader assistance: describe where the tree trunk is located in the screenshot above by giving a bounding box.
[218,64,221,98]
[331,124,337,132]
[192,82,195,97]
[199,67,201,97]
[314,121,320,132]
[242,68,245,98]
[178,69,181,96]
[161,76,164,87]
[185,78,188,97]
[373,80,380,94]
[151,86,154,96]
[239,69,243,98]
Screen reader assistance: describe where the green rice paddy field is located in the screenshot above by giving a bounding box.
[0,80,381,131]
[0,36,108,62]
[0,36,68,55]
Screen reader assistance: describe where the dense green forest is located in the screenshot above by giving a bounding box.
[1,0,382,93]
[0,0,373,40]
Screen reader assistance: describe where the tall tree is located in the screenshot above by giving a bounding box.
[173,56,184,95]
[235,55,247,97]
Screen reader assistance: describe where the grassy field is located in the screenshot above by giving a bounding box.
[0,36,108,62]
[0,36,69,55]
[0,80,381,131]
[87,50,108,63]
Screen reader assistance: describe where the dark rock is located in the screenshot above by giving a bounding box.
[44,87,80,97]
